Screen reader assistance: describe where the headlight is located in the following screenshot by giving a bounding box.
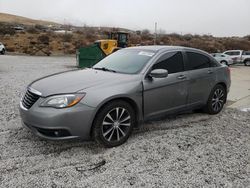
[40,93,85,108]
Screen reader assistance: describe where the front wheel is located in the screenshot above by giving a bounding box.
[221,61,228,66]
[204,85,227,114]
[92,100,135,147]
[1,49,5,55]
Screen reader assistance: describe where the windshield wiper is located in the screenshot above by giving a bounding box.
[93,67,117,73]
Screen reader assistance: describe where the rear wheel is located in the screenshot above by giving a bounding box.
[92,100,135,147]
[204,84,227,114]
[244,60,250,66]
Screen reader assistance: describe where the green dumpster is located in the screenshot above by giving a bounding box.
[76,44,106,68]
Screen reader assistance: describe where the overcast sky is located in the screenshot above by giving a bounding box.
[0,0,250,37]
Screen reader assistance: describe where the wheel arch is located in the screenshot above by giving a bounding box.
[244,58,250,64]
[216,82,227,91]
[204,82,227,114]
[214,82,228,101]
[220,60,228,65]
[90,97,141,137]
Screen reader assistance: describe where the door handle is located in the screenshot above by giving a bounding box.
[177,75,186,80]
[208,70,213,74]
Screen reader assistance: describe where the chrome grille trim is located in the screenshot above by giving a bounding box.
[21,88,41,109]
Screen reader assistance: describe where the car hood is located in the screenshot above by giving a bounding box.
[29,68,140,97]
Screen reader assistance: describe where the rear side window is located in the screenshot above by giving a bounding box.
[186,52,210,70]
[153,51,184,74]
[225,51,240,56]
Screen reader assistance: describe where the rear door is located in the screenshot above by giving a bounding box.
[184,51,216,106]
[143,51,188,119]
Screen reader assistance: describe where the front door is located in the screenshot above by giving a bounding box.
[143,51,188,120]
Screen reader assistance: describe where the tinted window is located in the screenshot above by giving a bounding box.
[152,52,184,74]
[225,51,240,56]
[224,52,231,55]
[210,58,219,67]
[186,52,210,70]
[233,51,240,55]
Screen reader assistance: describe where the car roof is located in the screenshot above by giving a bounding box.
[126,45,205,53]
[212,53,226,55]
[224,50,242,52]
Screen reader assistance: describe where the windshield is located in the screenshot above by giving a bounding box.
[93,49,155,74]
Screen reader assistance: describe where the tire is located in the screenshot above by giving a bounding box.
[221,61,228,66]
[204,84,227,115]
[92,100,135,147]
[1,49,5,55]
[244,60,250,66]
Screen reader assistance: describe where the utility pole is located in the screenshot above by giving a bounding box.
[154,22,157,45]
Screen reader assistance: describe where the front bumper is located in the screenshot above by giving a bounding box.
[19,99,96,140]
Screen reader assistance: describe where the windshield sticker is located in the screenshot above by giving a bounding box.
[138,51,155,57]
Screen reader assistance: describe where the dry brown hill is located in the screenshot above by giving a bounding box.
[0,12,60,26]
[0,12,249,56]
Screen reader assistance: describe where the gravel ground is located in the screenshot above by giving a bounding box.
[0,55,250,187]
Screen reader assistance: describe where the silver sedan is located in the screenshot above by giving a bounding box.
[19,46,231,147]
[211,53,234,66]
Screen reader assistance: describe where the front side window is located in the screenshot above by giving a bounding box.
[226,51,240,56]
[243,51,250,55]
[186,52,210,70]
[225,52,232,56]
[152,51,184,74]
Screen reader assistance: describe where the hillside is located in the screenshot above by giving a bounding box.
[0,12,60,26]
[0,13,249,56]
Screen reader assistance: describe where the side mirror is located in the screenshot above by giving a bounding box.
[149,69,168,78]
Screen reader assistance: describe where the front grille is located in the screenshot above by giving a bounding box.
[22,89,40,109]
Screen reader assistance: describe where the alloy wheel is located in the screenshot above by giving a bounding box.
[102,107,131,142]
[211,88,225,112]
